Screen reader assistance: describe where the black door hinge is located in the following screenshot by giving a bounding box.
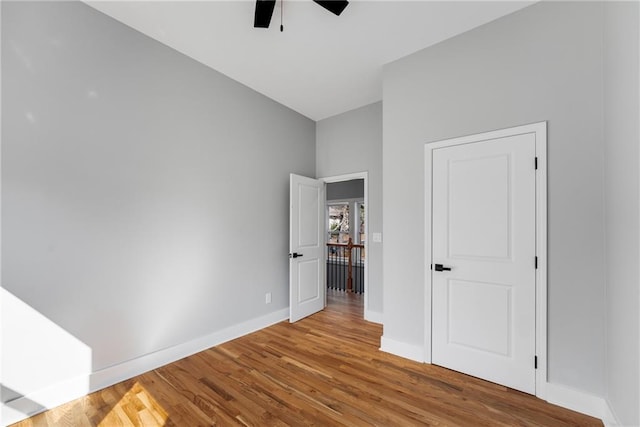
[535,157,538,170]
[535,256,538,269]
[534,356,538,369]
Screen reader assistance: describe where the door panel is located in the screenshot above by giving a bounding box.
[290,174,325,323]
[297,183,321,247]
[432,133,536,394]
[448,280,511,356]
[298,259,321,302]
[448,154,511,260]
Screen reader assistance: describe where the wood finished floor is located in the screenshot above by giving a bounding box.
[12,290,602,426]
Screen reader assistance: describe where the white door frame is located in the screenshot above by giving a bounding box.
[320,172,369,318]
[424,122,547,399]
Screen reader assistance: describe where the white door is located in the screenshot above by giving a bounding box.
[289,174,325,323]
[431,133,536,394]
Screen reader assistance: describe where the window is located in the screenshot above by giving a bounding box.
[328,204,350,244]
[327,201,365,246]
[327,200,366,264]
[358,202,365,246]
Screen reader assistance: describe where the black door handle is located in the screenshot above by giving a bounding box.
[433,263,451,271]
[289,252,303,259]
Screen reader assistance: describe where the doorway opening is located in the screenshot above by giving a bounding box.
[327,183,365,294]
[321,173,368,317]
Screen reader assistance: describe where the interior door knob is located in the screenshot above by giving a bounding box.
[289,252,303,259]
[433,263,451,271]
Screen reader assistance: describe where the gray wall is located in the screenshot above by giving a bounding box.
[2,0,314,394]
[603,2,640,425]
[316,102,383,317]
[383,2,605,395]
[326,179,364,201]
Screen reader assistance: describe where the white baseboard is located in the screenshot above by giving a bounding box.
[601,399,621,427]
[545,382,618,425]
[379,335,425,362]
[1,375,89,427]
[364,309,382,324]
[90,307,288,390]
[1,406,31,427]
[1,308,289,427]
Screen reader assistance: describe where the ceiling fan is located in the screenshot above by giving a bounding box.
[254,0,349,30]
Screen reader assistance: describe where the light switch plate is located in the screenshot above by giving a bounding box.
[372,232,382,243]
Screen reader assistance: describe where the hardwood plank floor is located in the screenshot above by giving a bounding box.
[12,290,602,426]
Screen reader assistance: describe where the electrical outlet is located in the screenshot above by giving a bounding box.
[373,232,382,243]
[265,292,272,304]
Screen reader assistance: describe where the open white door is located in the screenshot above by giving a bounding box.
[289,174,325,323]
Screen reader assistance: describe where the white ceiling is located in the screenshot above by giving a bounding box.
[86,1,534,121]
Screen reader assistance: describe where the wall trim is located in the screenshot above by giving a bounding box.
[364,310,383,324]
[602,399,622,427]
[546,382,617,426]
[2,374,89,427]
[379,336,425,363]
[1,308,289,426]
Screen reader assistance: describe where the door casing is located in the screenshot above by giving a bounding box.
[424,122,547,399]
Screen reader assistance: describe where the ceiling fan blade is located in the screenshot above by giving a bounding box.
[254,0,276,28]
[312,0,349,16]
